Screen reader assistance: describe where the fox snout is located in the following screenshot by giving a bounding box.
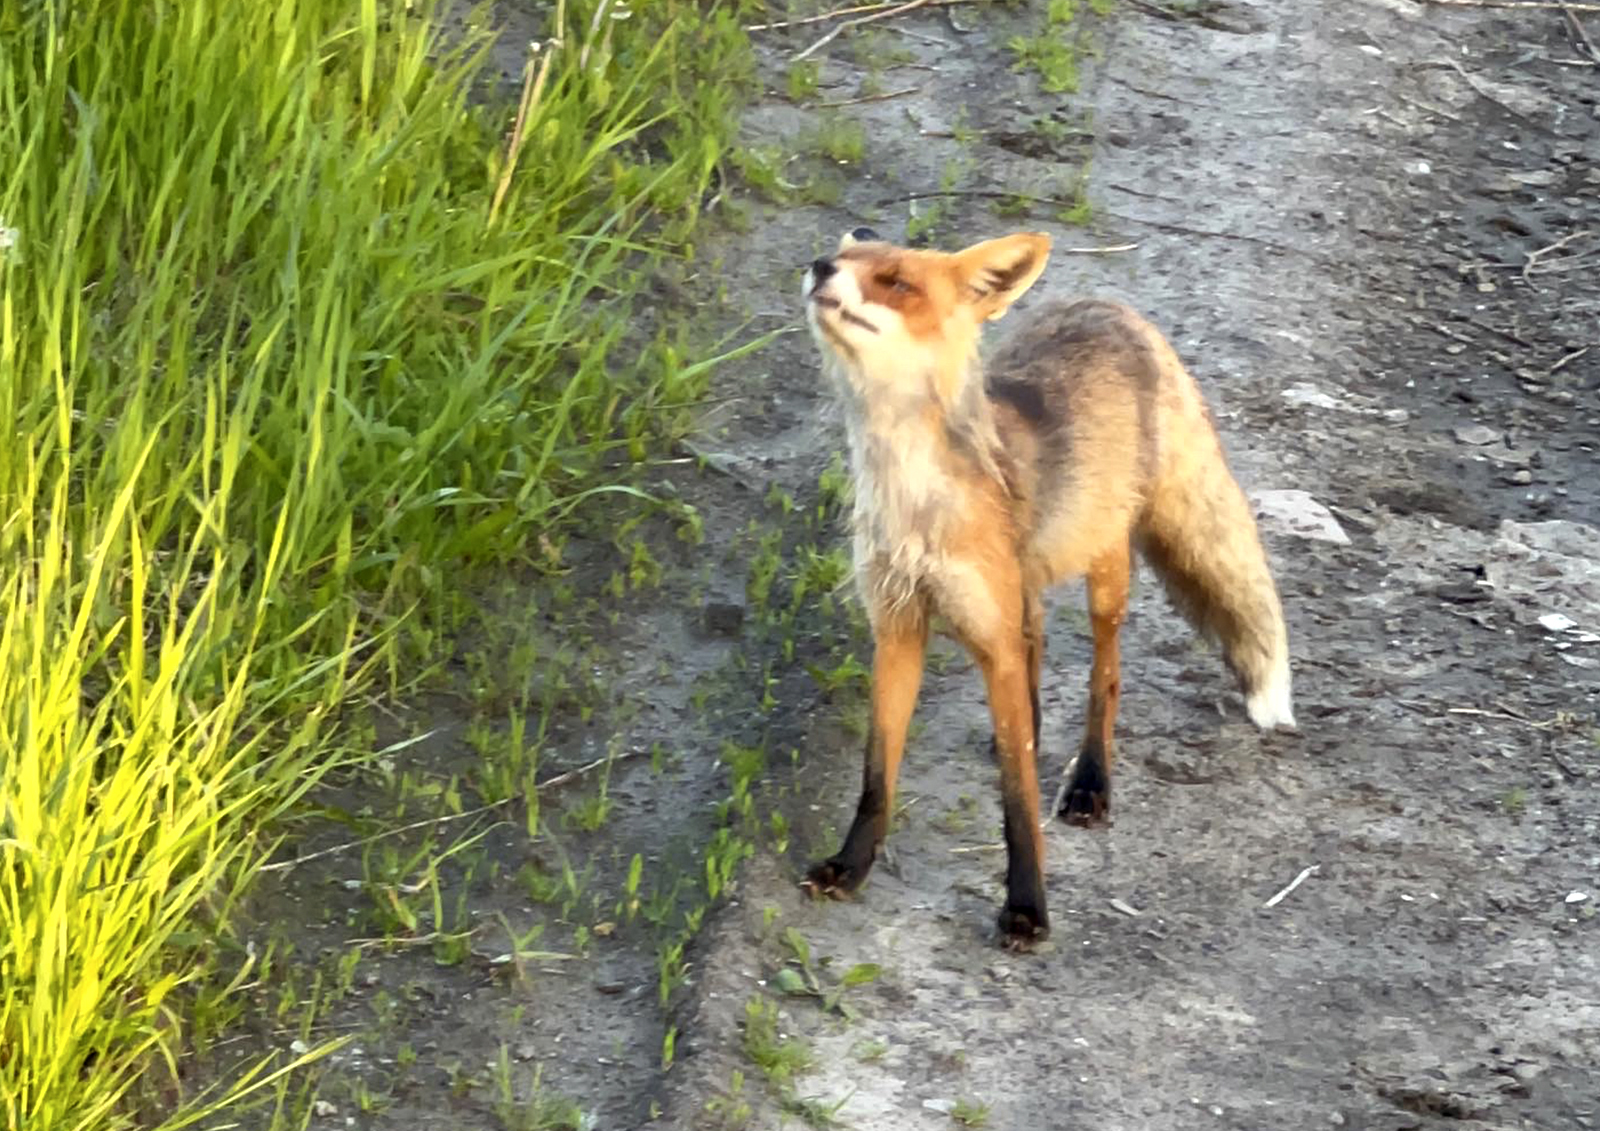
[805,227,881,295]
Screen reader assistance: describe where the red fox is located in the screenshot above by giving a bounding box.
[799,227,1295,949]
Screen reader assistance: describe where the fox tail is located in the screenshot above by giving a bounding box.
[1135,445,1295,731]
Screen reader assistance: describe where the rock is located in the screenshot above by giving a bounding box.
[1483,519,1600,630]
[1454,423,1502,445]
[1251,489,1351,545]
[1282,383,1354,412]
[702,599,746,635]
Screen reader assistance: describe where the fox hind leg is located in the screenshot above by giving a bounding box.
[1060,545,1130,827]
[803,613,928,898]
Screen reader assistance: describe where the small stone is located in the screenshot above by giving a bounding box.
[1510,469,1533,485]
[1454,423,1502,446]
[1566,891,1589,904]
[1252,490,1350,545]
[703,599,745,635]
[1330,1113,1347,1126]
[514,1041,538,1061]
[313,1100,337,1117]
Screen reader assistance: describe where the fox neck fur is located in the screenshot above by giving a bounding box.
[821,344,1012,619]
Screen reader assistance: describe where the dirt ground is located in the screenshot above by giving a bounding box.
[656,0,1600,1128]
[221,1,1599,1129]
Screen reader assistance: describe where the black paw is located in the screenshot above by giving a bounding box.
[801,856,869,899]
[1058,751,1111,828]
[997,902,1050,951]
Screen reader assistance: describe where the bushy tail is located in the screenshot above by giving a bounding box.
[1135,452,1296,731]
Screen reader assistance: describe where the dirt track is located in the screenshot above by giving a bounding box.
[235,2,1599,1128]
[659,1,1600,1128]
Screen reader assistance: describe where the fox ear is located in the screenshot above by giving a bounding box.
[838,226,881,251]
[953,232,1051,321]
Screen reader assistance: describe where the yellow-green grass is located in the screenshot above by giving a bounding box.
[0,0,754,1126]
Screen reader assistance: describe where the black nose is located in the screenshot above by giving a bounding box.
[811,258,837,282]
[850,227,880,243]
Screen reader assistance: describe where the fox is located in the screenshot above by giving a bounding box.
[797,226,1296,950]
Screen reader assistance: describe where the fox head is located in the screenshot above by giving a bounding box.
[802,227,1052,406]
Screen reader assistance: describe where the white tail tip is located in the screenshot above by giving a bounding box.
[1246,661,1297,731]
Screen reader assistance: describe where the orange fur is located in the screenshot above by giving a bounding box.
[799,228,1295,948]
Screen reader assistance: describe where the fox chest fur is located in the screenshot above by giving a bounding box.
[834,383,1020,634]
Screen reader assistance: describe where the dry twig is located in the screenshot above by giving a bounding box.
[1438,59,1558,127]
[1417,0,1600,10]
[490,42,558,227]
[795,0,935,61]
[1395,697,1577,730]
[1263,864,1319,909]
[1394,91,1463,122]
[748,0,987,32]
[1562,2,1600,58]
[1523,229,1594,284]
[259,749,646,874]
[1550,344,1591,373]
[817,86,922,107]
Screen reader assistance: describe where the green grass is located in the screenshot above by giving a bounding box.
[0,0,755,1126]
[951,1097,991,1127]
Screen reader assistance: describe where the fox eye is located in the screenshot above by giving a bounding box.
[876,273,914,295]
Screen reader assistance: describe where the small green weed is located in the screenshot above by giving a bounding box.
[742,997,814,1085]
[782,1089,856,1128]
[490,1051,592,1131]
[808,116,868,164]
[952,1097,991,1126]
[1009,31,1081,93]
[851,1037,889,1063]
[788,60,822,101]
